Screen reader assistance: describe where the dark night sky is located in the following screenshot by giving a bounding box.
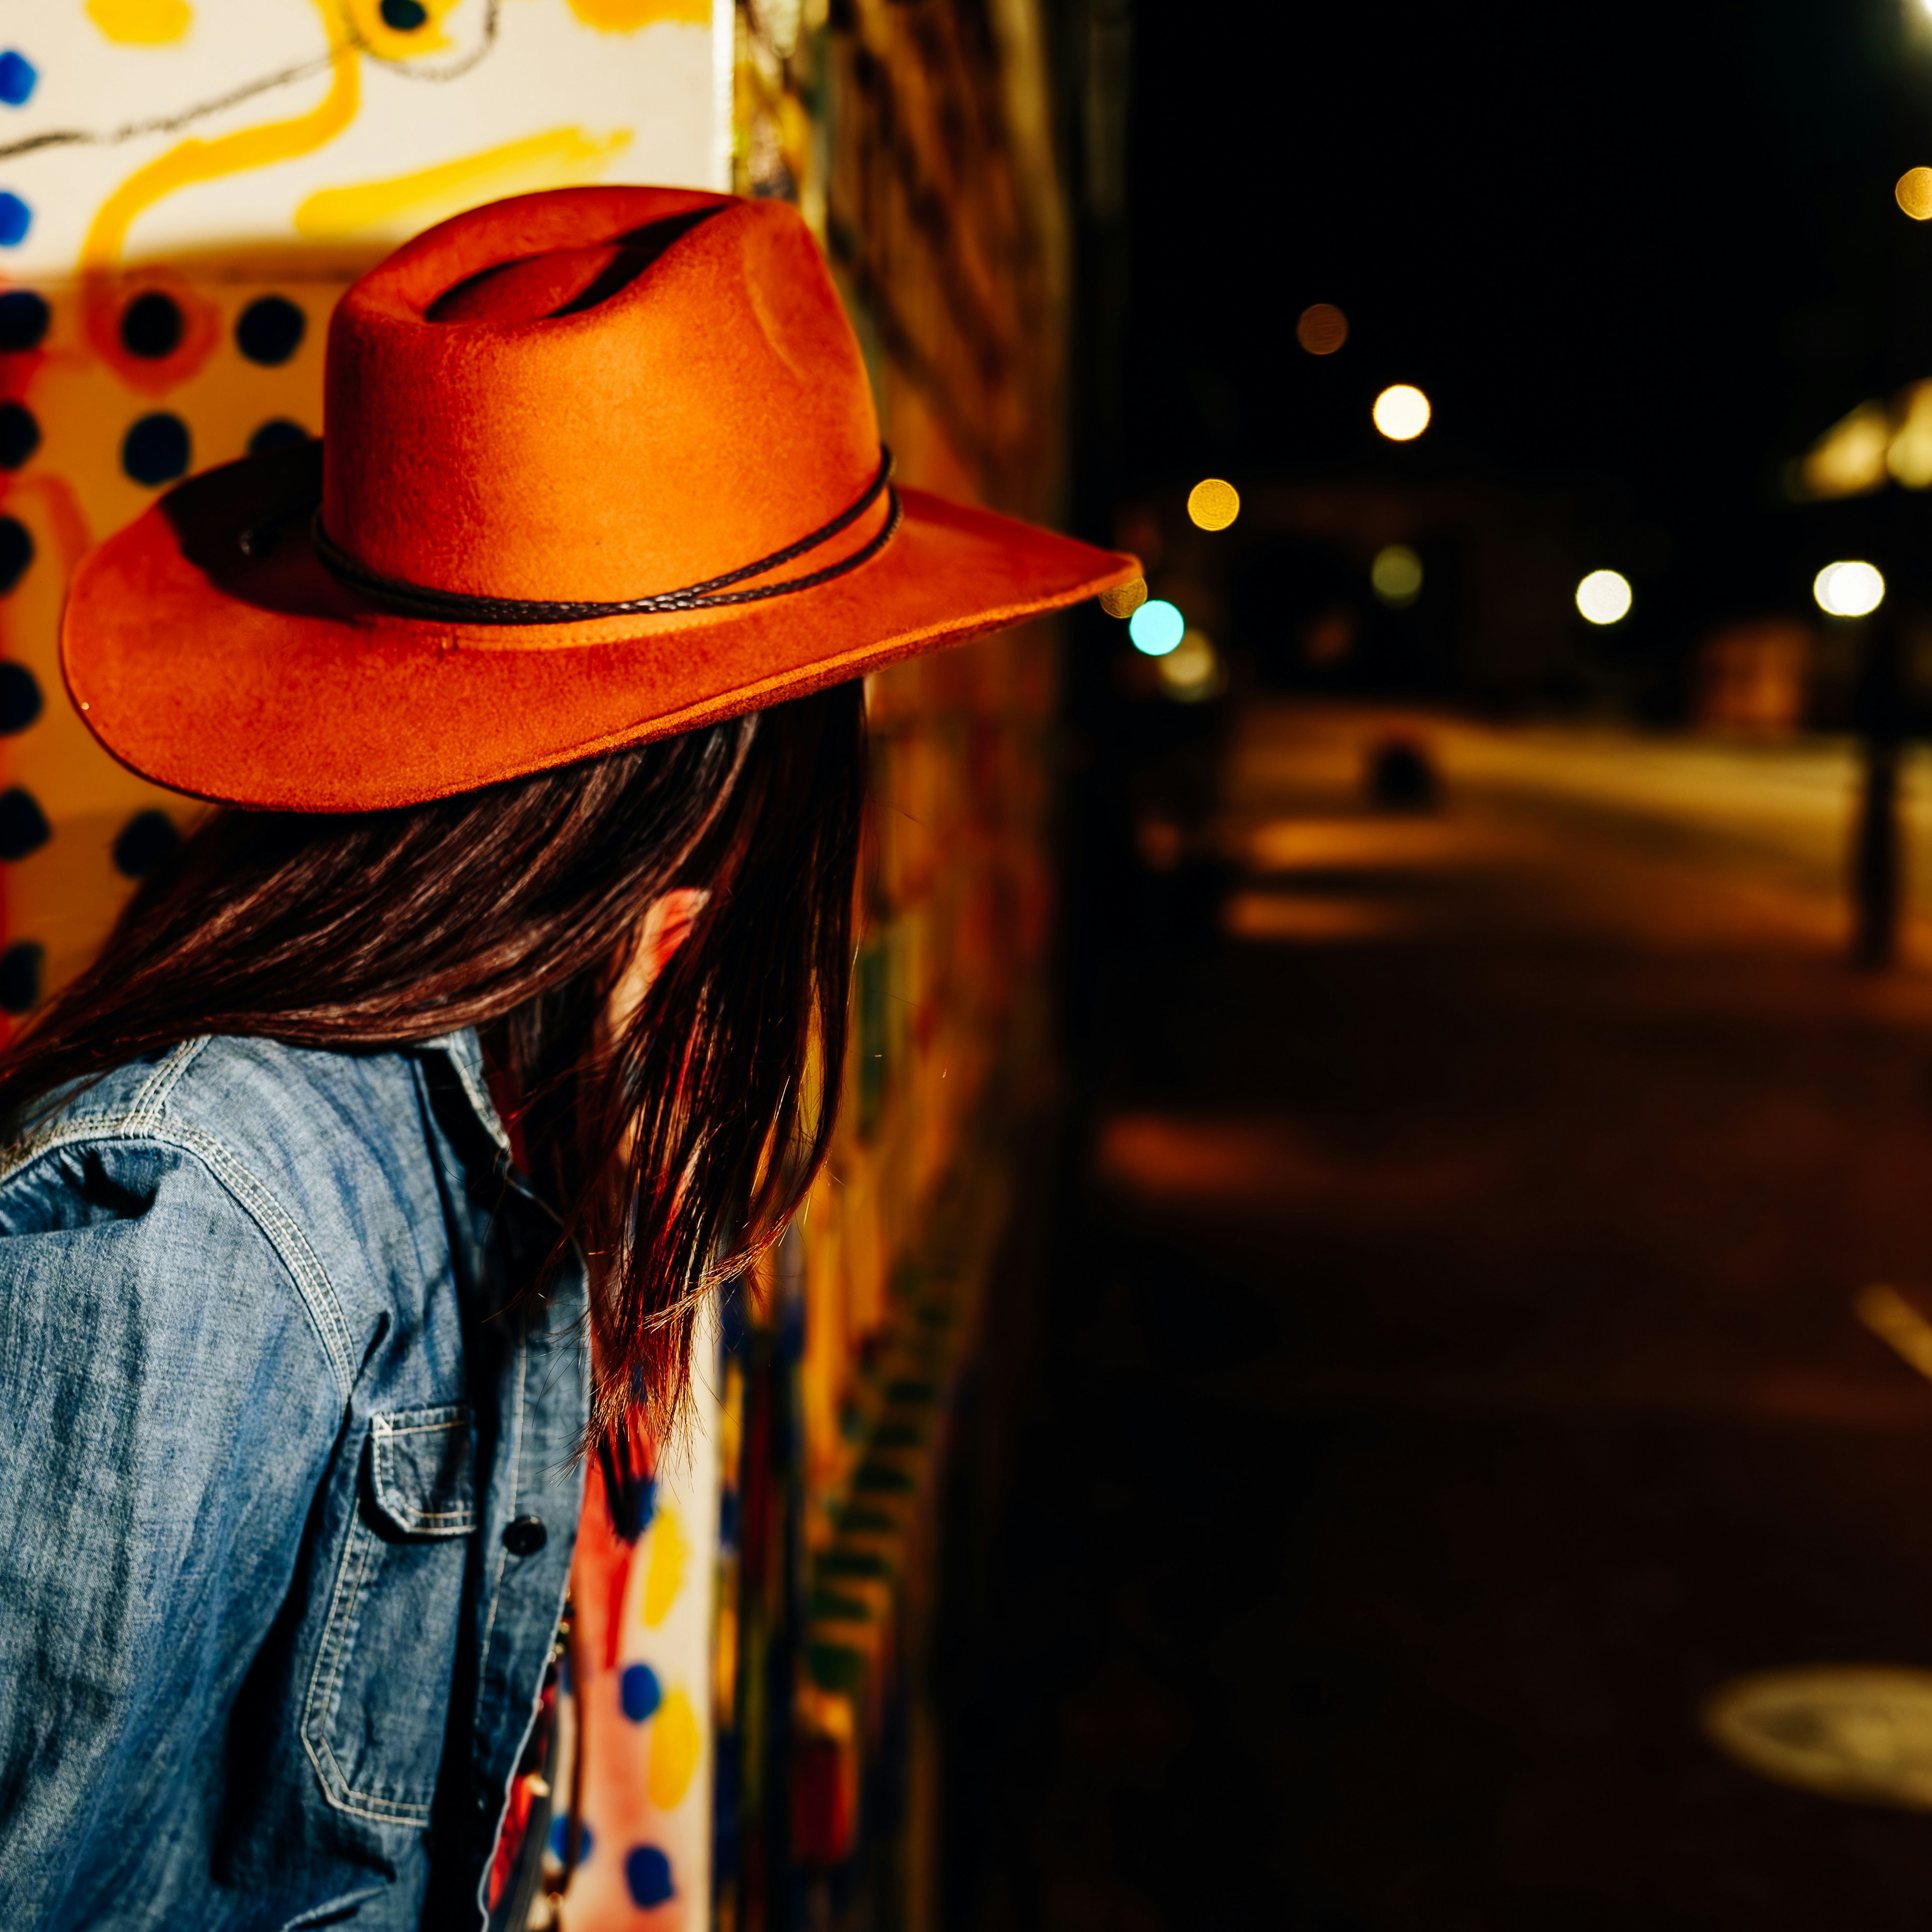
[1119,0,1932,639]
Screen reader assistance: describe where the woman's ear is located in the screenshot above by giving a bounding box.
[610,888,710,1033]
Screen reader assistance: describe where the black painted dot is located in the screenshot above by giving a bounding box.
[0,786,48,860]
[0,661,40,734]
[380,0,429,27]
[248,418,311,457]
[0,940,42,1014]
[0,399,37,470]
[235,295,305,367]
[0,288,46,352]
[119,289,184,360]
[0,515,31,593]
[112,809,179,880]
[122,413,190,487]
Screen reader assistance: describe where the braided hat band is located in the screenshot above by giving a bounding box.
[308,448,900,627]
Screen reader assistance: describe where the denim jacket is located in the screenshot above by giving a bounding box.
[0,1030,590,1930]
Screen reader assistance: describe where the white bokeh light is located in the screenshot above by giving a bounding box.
[1813,560,1886,618]
[1575,569,1633,625]
[1372,384,1431,442]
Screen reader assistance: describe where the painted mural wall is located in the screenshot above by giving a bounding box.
[0,3,1069,1925]
[0,6,726,1925]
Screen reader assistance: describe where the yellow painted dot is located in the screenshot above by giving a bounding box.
[641,1501,690,1628]
[1899,168,1932,221]
[1100,577,1148,618]
[87,0,191,44]
[648,1687,701,1808]
[1186,478,1240,532]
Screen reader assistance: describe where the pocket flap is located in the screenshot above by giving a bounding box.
[368,1404,476,1538]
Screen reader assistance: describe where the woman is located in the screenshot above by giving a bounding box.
[0,185,1133,1930]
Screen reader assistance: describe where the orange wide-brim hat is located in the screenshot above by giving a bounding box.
[61,186,1139,812]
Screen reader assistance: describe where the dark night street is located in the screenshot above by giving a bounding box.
[953,703,1932,1930]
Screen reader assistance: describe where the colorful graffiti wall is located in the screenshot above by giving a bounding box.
[1,3,1067,1925]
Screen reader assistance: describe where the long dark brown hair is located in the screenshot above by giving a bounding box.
[0,683,866,1456]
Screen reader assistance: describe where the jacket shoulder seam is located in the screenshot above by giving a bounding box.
[0,1111,358,1401]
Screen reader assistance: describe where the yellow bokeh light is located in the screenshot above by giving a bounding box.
[1100,576,1148,618]
[1186,477,1240,531]
[1371,544,1423,607]
[1296,303,1349,355]
[1373,384,1430,442]
[1157,628,1223,702]
[1899,168,1932,221]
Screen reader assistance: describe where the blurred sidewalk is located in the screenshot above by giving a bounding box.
[946,701,1932,1932]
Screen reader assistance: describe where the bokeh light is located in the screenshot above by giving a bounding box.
[1371,544,1423,607]
[1575,569,1633,625]
[1129,598,1185,656]
[1187,477,1240,530]
[1373,384,1430,442]
[1158,627,1223,701]
[1182,483,1244,537]
[1898,168,1932,221]
[1296,303,1349,355]
[1813,559,1885,618]
[1100,576,1148,618]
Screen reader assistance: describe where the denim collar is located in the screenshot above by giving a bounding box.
[416,1028,512,1162]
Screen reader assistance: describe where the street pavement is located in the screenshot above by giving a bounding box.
[946,703,1932,1931]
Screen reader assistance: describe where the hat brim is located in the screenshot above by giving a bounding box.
[62,444,1140,811]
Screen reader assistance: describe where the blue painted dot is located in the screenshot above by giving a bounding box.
[0,54,35,109]
[0,786,49,860]
[0,400,38,470]
[122,413,190,486]
[0,515,31,594]
[619,1662,661,1723]
[0,939,41,1014]
[112,809,178,880]
[623,1845,674,1908]
[235,295,305,367]
[0,289,46,352]
[0,195,30,248]
[248,418,311,457]
[0,661,40,734]
[548,1815,593,1864]
[381,0,430,26]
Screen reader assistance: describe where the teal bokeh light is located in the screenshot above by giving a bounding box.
[1129,599,1184,657]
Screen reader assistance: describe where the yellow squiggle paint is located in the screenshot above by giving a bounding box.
[641,1499,690,1628]
[83,2,359,269]
[647,1687,701,1808]
[87,0,193,45]
[567,0,711,28]
[294,125,632,242]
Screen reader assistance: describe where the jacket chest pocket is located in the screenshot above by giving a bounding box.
[302,1404,477,1827]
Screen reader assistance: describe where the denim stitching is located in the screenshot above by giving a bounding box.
[305,1524,437,1825]
[299,1503,419,1821]
[298,1417,469,1825]
[370,1409,476,1532]
[126,1036,209,1130]
[0,1114,357,1401]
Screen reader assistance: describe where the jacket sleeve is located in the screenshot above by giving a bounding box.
[0,1135,347,1920]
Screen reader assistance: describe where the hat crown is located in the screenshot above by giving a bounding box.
[321,188,881,604]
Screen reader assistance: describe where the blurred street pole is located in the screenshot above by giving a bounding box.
[1850,600,1906,970]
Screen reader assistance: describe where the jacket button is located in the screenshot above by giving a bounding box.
[503,1514,547,1556]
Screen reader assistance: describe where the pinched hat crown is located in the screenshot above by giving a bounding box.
[323,188,884,609]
